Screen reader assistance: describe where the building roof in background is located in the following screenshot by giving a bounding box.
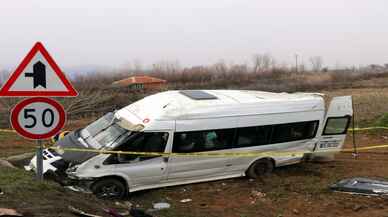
[112,75,166,86]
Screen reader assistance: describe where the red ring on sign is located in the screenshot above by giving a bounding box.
[10,97,66,140]
[143,118,150,124]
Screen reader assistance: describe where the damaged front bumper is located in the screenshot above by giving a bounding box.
[64,179,95,194]
[65,170,98,193]
[25,149,97,194]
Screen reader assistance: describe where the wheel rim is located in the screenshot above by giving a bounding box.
[96,184,122,198]
[254,162,268,175]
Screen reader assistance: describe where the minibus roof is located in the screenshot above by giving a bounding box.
[116,90,325,126]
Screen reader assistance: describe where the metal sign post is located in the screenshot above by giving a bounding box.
[36,140,44,180]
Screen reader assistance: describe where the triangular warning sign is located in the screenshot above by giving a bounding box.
[0,42,78,97]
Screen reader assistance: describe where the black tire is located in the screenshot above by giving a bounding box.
[91,178,127,199]
[246,159,274,179]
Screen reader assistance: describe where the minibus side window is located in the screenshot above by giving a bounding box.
[107,132,169,164]
[235,126,271,148]
[271,121,318,144]
[173,129,234,153]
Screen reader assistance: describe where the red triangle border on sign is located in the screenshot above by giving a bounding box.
[0,42,78,97]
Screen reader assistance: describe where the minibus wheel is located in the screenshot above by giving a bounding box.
[246,159,274,178]
[91,178,127,199]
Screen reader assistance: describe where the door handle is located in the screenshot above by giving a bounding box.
[226,164,232,167]
[163,157,169,163]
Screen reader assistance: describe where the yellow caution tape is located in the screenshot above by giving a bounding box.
[349,127,388,131]
[1,127,387,158]
[0,129,17,133]
[1,126,387,134]
[43,143,388,158]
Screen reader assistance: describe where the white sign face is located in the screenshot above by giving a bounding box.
[11,97,66,140]
[9,52,68,91]
[18,102,60,134]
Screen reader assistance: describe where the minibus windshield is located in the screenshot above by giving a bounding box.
[79,112,131,149]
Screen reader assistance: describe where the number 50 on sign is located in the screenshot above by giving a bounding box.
[11,97,66,140]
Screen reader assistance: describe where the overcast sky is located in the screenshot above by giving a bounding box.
[1,0,388,71]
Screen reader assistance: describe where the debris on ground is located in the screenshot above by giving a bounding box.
[118,211,129,216]
[250,190,266,204]
[68,206,102,217]
[152,202,171,210]
[0,208,23,216]
[180,198,192,203]
[103,208,127,217]
[65,186,91,193]
[0,159,17,169]
[114,201,132,209]
[352,205,366,212]
[130,209,153,217]
[331,177,388,196]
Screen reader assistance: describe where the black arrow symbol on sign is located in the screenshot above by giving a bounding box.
[25,61,47,88]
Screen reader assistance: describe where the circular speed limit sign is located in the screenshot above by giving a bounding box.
[10,97,66,140]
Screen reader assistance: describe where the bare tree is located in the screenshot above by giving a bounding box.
[0,98,18,128]
[59,90,116,119]
[212,60,228,74]
[299,63,306,73]
[309,56,323,72]
[152,60,181,73]
[252,53,275,73]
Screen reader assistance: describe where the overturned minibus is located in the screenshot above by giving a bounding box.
[26,90,353,198]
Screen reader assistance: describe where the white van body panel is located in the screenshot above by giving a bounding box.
[66,90,352,193]
[312,96,353,160]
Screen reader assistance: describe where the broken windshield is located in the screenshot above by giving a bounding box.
[79,112,131,149]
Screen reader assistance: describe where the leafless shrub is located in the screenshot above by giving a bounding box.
[252,53,276,73]
[309,56,323,72]
[152,60,181,74]
[0,98,19,128]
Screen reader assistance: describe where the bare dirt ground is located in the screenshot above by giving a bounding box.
[1,87,388,217]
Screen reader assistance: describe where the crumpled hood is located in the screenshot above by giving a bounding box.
[55,130,98,164]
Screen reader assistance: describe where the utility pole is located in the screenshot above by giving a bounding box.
[295,54,298,73]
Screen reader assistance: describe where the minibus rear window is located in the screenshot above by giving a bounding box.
[323,116,350,135]
[271,121,318,143]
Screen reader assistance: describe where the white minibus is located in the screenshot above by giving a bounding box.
[27,90,352,198]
